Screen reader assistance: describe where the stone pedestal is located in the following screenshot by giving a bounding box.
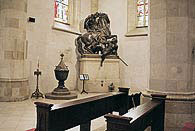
[78,54,121,93]
[45,88,77,100]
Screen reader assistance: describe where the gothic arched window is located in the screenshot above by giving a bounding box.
[53,0,81,35]
[54,0,69,24]
[126,0,149,37]
[137,0,148,27]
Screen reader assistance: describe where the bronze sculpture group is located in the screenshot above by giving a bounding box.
[76,12,118,66]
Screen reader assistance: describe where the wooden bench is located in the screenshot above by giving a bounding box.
[127,92,141,109]
[34,87,140,131]
[105,94,166,131]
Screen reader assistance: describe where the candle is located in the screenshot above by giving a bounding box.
[37,56,39,69]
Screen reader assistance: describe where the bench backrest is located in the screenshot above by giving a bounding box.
[35,88,131,131]
[105,94,166,131]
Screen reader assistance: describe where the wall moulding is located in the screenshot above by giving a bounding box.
[0,78,28,82]
[52,22,81,35]
[125,27,148,37]
[142,89,195,101]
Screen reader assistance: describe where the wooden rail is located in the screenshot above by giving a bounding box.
[105,94,166,131]
[35,87,135,131]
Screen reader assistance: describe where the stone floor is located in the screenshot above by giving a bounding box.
[0,92,107,131]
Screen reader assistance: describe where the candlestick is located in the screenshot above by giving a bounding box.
[37,56,40,69]
[31,62,44,99]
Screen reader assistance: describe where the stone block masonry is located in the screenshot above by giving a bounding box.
[0,0,29,101]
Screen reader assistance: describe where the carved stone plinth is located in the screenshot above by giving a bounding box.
[45,90,77,100]
[45,88,77,100]
[78,54,121,93]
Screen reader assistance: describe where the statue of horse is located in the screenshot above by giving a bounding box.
[76,12,118,66]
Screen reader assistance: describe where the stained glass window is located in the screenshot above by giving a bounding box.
[137,0,148,27]
[54,0,69,24]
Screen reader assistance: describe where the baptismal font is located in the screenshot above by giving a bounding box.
[45,53,77,100]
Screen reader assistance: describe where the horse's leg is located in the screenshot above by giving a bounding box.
[76,37,85,55]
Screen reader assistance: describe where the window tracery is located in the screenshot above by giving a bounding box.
[137,0,148,27]
[54,0,69,24]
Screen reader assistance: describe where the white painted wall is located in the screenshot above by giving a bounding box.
[98,0,150,91]
[26,0,91,93]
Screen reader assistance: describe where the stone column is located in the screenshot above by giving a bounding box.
[143,0,195,130]
[0,0,29,101]
[189,0,195,125]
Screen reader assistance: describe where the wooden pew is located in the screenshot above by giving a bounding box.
[35,87,132,131]
[127,92,141,109]
[105,94,166,131]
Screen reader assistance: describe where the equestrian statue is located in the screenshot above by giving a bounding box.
[76,12,127,66]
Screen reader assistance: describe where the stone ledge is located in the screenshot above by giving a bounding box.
[79,55,120,62]
[52,21,81,35]
[0,78,28,82]
[45,92,77,100]
[80,58,120,62]
[80,54,119,59]
[0,95,29,102]
[142,89,195,101]
[125,27,148,37]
